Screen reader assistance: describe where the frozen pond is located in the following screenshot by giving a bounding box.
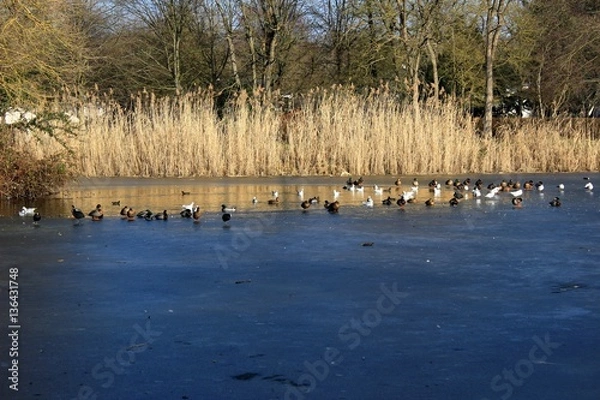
[1,173,599,399]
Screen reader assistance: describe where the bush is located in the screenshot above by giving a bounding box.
[0,113,75,199]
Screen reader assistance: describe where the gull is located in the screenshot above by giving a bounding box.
[221,204,237,213]
[584,182,594,191]
[485,187,501,198]
[19,206,36,217]
[510,189,523,197]
[182,201,195,211]
[402,190,415,201]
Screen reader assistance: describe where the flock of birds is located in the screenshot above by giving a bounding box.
[15,176,595,225]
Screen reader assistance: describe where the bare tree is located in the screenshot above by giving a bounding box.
[483,0,511,137]
[118,0,194,94]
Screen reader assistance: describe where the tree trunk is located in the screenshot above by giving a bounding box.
[483,0,510,137]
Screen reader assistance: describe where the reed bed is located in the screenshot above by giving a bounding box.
[15,88,600,177]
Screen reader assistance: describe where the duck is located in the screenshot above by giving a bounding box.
[136,209,153,219]
[382,196,395,206]
[271,190,279,198]
[324,200,340,213]
[373,185,383,195]
[181,190,191,196]
[394,178,402,186]
[154,210,168,220]
[268,197,279,205]
[512,197,523,208]
[445,179,454,186]
[180,208,192,218]
[71,205,85,224]
[88,204,103,221]
[126,208,136,221]
[120,206,129,219]
[536,181,545,191]
[453,191,464,200]
[33,212,41,225]
[584,181,594,191]
[300,200,311,210]
[425,198,435,206]
[221,204,237,212]
[333,189,340,198]
[192,206,202,223]
[222,212,231,225]
[472,187,482,198]
[411,178,419,191]
[523,180,534,190]
[549,197,561,207]
[363,196,374,207]
[19,206,36,217]
[449,197,459,207]
[252,196,259,204]
[396,196,407,208]
[297,189,304,197]
[557,183,565,191]
[309,196,320,204]
[112,200,120,206]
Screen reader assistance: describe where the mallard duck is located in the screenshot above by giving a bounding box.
[126,208,136,221]
[300,200,311,210]
[192,206,201,223]
[136,209,152,219]
[425,198,435,206]
[449,197,459,207]
[324,200,340,213]
[394,178,402,186]
[154,210,168,220]
[268,197,279,205]
[120,206,128,219]
[89,204,103,221]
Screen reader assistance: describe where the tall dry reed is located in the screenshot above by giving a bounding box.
[16,87,600,177]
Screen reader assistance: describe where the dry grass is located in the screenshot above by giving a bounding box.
[15,87,600,177]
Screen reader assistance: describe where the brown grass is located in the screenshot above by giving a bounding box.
[15,87,600,177]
